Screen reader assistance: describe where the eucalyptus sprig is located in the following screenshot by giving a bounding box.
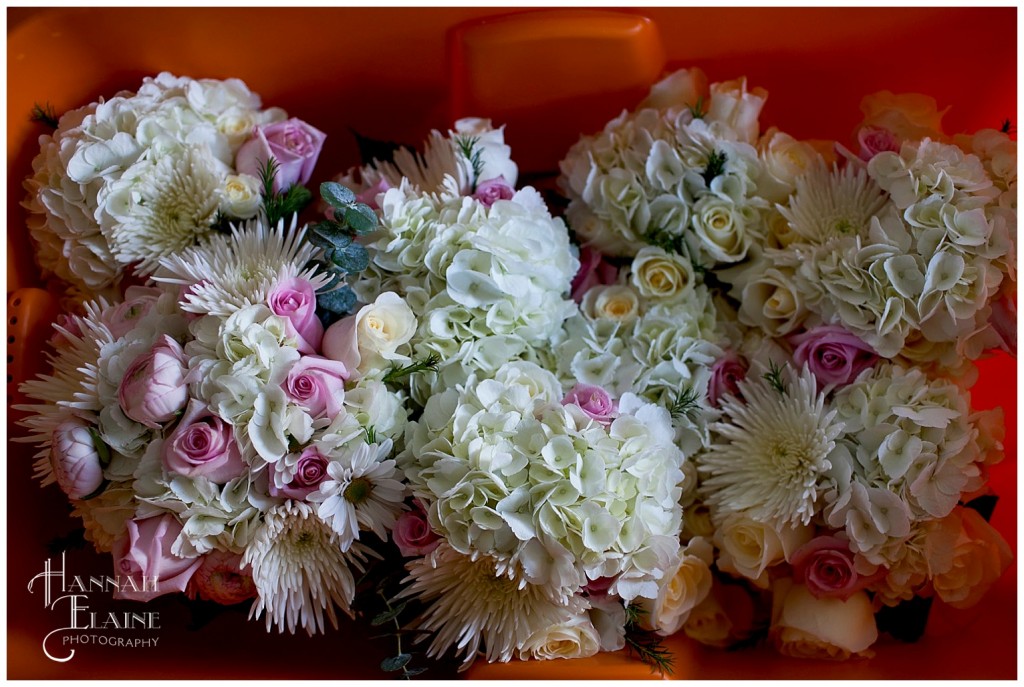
[373,591,428,679]
[30,102,59,129]
[258,158,313,228]
[623,603,675,676]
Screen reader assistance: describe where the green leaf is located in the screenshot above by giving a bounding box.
[330,243,369,274]
[344,203,378,234]
[321,181,356,208]
[317,287,357,315]
[403,667,428,677]
[371,602,407,626]
[380,654,412,672]
[280,184,313,215]
[310,223,353,250]
[30,102,59,129]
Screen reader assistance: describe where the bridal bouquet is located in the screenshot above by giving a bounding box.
[22,72,324,297]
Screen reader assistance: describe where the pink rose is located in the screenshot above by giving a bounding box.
[235,118,326,193]
[118,335,189,428]
[112,514,202,602]
[790,326,878,388]
[570,246,618,303]
[267,277,323,354]
[269,446,331,500]
[583,576,616,598]
[562,384,617,425]
[162,400,245,483]
[282,356,349,419]
[791,536,884,601]
[857,126,901,161]
[472,176,515,207]
[392,500,440,557]
[187,551,256,606]
[708,352,748,407]
[50,416,105,499]
[104,286,160,339]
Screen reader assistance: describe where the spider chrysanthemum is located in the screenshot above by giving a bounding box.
[778,163,889,244]
[153,217,332,317]
[398,543,586,668]
[698,365,844,527]
[244,501,373,635]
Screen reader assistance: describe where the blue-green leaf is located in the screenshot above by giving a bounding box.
[317,287,357,315]
[321,181,356,208]
[380,654,411,672]
[344,203,378,234]
[330,243,369,273]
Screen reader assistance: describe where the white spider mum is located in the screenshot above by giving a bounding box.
[778,162,889,244]
[244,501,374,635]
[308,439,406,550]
[398,543,587,668]
[698,364,844,527]
[104,145,225,274]
[153,217,331,317]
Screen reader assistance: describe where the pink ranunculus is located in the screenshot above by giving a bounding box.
[790,326,878,388]
[118,335,189,428]
[49,313,83,350]
[472,176,515,207]
[708,352,748,407]
[563,384,617,425]
[104,286,160,339]
[857,126,901,162]
[583,576,616,598]
[50,416,105,500]
[392,501,440,557]
[355,177,391,210]
[570,246,619,303]
[267,277,323,354]
[187,550,256,606]
[790,536,883,601]
[988,295,1016,356]
[269,446,331,500]
[282,356,349,419]
[112,514,202,602]
[162,399,245,483]
[235,118,326,193]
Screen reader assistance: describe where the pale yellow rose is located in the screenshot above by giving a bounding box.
[737,264,808,337]
[630,247,694,301]
[757,127,824,203]
[858,91,948,141]
[638,67,709,115]
[581,285,641,324]
[219,173,262,218]
[770,579,877,660]
[322,291,416,375]
[932,506,1013,609]
[640,537,715,635]
[705,77,769,144]
[517,614,601,661]
[714,513,813,588]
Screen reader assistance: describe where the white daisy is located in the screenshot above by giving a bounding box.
[698,364,844,527]
[308,439,405,550]
[398,543,587,668]
[244,501,374,635]
[778,162,889,244]
[104,145,225,275]
[153,217,332,317]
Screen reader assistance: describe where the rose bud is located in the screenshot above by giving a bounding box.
[187,550,256,606]
[392,500,440,557]
[562,384,617,425]
[118,334,189,428]
[790,325,878,388]
[267,277,323,354]
[708,351,749,406]
[269,447,331,501]
[472,176,515,207]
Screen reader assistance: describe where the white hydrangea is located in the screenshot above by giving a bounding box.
[401,361,687,602]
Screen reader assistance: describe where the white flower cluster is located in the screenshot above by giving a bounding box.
[23,72,283,293]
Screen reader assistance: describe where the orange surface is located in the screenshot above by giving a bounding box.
[6,6,1017,681]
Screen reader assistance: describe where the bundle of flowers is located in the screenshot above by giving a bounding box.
[23,72,325,297]
[17,213,421,635]
[557,67,1015,660]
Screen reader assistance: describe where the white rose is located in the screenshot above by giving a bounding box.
[638,67,708,116]
[630,247,695,302]
[704,77,768,144]
[715,513,813,587]
[758,127,823,203]
[735,263,808,337]
[640,536,715,635]
[323,292,417,375]
[452,118,518,188]
[581,285,641,324]
[769,579,878,659]
[517,613,602,661]
[691,196,754,263]
[219,173,262,218]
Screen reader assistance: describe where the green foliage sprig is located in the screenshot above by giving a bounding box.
[454,135,485,192]
[381,354,441,385]
[669,386,701,420]
[701,149,728,187]
[623,603,675,676]
[30,102,59,129]
[258,158,314,228]
[763,360,788,396]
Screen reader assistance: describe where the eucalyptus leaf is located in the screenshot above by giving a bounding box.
[321,181,356,208]
[317,287,357,315]
[311,223,353,250]
[380,654,411,672]
[371,601,407,626]
[344,203,378,234]
[331,243,370,273]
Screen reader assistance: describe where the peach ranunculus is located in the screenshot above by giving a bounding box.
[857,91,949,142]
[931,506,1013,609]
[769,578,878,660]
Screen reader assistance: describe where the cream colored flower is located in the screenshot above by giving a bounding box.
[219,173,262,218]
[517,613,602,661]
[714,513,812,587]
[858,90,948,142]
[630,247,695,301]
[932,506,1012,609]
[640,536,715,635]
[769,579,877,660]
[704,77,769,144]
[581,285,641,324]
[757,127,824,203]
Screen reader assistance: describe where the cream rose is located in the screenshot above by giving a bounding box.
[630,247,695,301]
[769,579,878,660]
[638,67,709,116]
[714,513,813,587]
[932,506,1013,609]
[322,291,417,375]
[705,77,769,144]
[640,537,715,635]
[758,128,823,203]
[219,173,262,218]
[682,580,759,649]
[691,196,754,263]
[517,614,602,661]
[737,264,808,337]
[581,285,641,324]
